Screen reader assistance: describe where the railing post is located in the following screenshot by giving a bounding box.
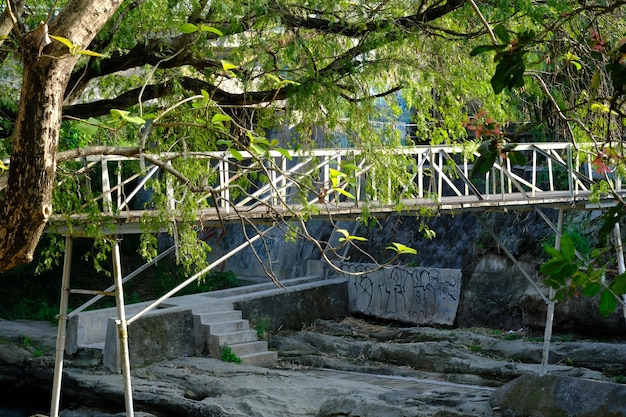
[50,236,73,417]
[112,236,134,416]
[101,158,113,213]
[532,148,537,197]
[567,145,574,197]
[437,151,443,202]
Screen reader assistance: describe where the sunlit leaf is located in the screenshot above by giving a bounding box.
[334,188,355,200]
[198,25,223,36]
[336,229,367,242]
[216,139,233,147]
[180,23,199,34]
[221,60,237,71]
[275,147,293,161]
[78,49,107,57]
[385,242,417,255]
[211,113,232,124]
[49,34,74,49]
[229,148,244,161]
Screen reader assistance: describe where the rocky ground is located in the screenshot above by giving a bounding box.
[1,317,625,416]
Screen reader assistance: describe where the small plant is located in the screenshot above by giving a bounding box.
[219,344,241,364]
[252,316,271,340]
[613,374,626,384]
[469,344,483,353]
[20,335,32,349]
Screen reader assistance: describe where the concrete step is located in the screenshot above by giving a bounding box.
[239,350,278,366]
[208,330,258,358]
[206,319,249,334]
[226,340,268,357]
[196,310,242,324]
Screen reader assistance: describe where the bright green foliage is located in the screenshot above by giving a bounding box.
[5,0,626,316]
[219,344,242,364]
[541,233,626,316]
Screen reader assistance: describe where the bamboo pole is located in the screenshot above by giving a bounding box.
[50,236,73,417]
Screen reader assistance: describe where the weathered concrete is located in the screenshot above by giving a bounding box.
[309,260,461,326]
[490,373,626,417]
[104,309,196,372]
[78,276,348,371]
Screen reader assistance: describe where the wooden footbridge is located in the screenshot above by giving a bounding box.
[47,141,626,417]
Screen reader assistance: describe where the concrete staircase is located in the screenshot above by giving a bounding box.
[193,305,277,366]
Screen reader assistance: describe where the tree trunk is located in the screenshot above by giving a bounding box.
[0,0,121,272]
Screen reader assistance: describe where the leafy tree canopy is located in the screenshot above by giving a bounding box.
[2,0,626,313]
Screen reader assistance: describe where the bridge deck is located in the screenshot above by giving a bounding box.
[51,190,625,235]
[47,142,625,235]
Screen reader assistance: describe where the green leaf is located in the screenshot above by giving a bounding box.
[329,167,346,178]
[221,60,237,71]
[211,113,232,124]
[198,25,223,36]
[559,233,576,262]
[582,282,603,297]
[544,277,565,289]
[250,143,265,155]
[124,115,147,125]
[216,139,233,147]
[275,147,293,161]
[75,119,99,136]
[469,44,505,56]
[599,289,618,317]
[49,35,74,49]
[78,49,107,57]
[336,229,367,242]
[334,188,356,200]
[609,272,626,295]
[470,151,497,177]
[229,148,244,161]
[540,259,569,276]
[507,150,527,166]
[385,242,417,255]
[543,244,563,260]
[180,23,199,34]
[493,24,511,44]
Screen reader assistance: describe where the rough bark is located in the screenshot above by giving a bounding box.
[0,0,122,272]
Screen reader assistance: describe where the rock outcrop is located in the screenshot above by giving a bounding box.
[491,373,626,417]
[1,318,625,417]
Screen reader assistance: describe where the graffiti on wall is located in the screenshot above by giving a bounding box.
[341,263,462,326]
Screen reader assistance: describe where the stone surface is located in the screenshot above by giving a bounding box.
[2,318,626,417]
[490,373,626,417]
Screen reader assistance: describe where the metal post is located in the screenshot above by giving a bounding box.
[541,209,563,375]
[112,237,134,416]
[615,223,626,324]
[50,236,73,417]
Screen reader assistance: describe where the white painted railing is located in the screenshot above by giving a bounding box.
[60,142,615,226]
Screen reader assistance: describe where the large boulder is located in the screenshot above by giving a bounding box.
[490,373,626,417]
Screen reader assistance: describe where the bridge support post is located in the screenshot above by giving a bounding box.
[540,209,563,375]
[50,236,73,417]
[111,236,135,417]
[613,223,626,324]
